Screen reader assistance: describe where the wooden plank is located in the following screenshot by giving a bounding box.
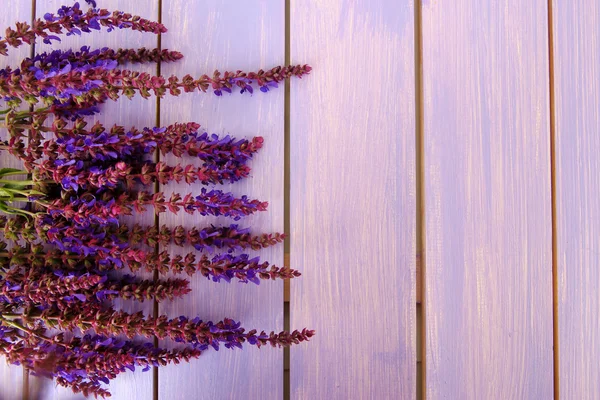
[290,2,416,399]
[553,1,600,398]
[0,3,33,400]
[158,1,284,399]
[31,1,159,399]
[422,1,554,398]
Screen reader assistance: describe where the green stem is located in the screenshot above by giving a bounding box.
[4,206,37,218]
[0,315,50,343]
[6,188,37,197]
[0,179,34,185]
[1,195,48,208]
[0,171,29,177]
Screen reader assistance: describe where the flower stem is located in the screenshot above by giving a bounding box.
[0,315,50,343]
[0,179,34,185]
[0,170,29,178]
[4,205,37,217]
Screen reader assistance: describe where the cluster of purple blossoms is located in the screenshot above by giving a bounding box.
[0,2,313,398]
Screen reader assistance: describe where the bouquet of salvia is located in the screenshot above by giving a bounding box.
[0,2,313,397]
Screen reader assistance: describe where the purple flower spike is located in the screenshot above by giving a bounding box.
[0,4,166,57]
[0,6,315,399]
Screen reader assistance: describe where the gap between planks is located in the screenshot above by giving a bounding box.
[414,0,426,399]
[546,0,560,398]
[284,0,291,398]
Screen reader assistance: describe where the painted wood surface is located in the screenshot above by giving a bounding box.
[289,1,416,399]
[158,1,285,399]
[0,3,32,400]
[553,1,600,399]
[30,1,159,399]
[4,1,600,399]
[422,1,554,398]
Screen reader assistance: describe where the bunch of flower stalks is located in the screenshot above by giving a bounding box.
[0,2,312,397]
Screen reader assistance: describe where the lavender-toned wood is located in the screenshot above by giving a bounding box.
[158,1,285,399]
[290,1,416,399]
[553,1,600,398]
[422,1,554,398]
[31,1,159,399]
[0,3,31,400]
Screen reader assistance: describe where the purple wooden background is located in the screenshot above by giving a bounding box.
[422,1,554,398]
[289,1,417,399]
[1,1,599,399]
[553,1,600,399]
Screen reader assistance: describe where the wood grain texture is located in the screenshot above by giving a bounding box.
[422,1,553,398]
[290,1,416,399]
[158,1,284,399]
[553,1,600,399]
[31,1,159,399]
[0,3,31,400]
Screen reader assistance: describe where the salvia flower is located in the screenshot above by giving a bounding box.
[4,118,264,170]
[45,188,268,226]
[5,303,315,351]
[0,62,311,106]
[0,215,285,255]
[0,3,314,398]
[0,3,166,56]
[0,241,300,283]
[15,47,182,75]
[1,267,190,308]
[0,309,313,397]
[38,159,251,190]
